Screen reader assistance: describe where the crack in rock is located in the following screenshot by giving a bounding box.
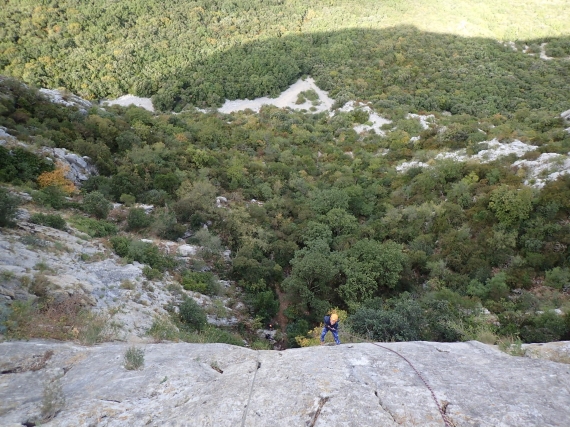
[375,390,399,425]
[308,396,329,427]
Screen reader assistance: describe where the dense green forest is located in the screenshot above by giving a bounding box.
[1,0,570,109]
[1,75,569,345]
[1,0,570,346]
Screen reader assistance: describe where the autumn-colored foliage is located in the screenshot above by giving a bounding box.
[37,163,76,194]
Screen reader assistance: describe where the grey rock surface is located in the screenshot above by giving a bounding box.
[39,88,92,112]
[40,147,98,186]
[0,340,569,427]
[522,341,570,364]
[0,222,241,338]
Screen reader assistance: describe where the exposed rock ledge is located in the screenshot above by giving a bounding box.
[1,340,569,426]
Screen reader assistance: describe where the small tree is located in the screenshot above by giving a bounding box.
[179,297,207,331]
[82,191,111,219]
[127,207,152,231]
[37,163,76,195]
[0,188,20,227]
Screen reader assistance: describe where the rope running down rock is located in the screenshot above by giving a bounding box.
[344,332,454,427]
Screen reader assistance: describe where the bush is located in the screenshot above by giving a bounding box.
[119,193,136,206]
[29,213,67,230]
[70,216,117,237]
[151,210,186,240]
[111,237,174,271]
[33,185,66,209]
[179,297,207,331]
[124,346,145,370]
[520,311,567,343]
[147,316,179,342]
[37,164,76,194]
[126,240,175,271]
[143,265,162,280]
[141,189,169,206]
[82,191,112,219]
[40,375,65,423]
[110,236,132,257]
[250,290,279,323]
[0,188,20,227]
[285,319,310,348]
[544,267,570,289]
[348,293,423,342]
[126,207,152,231]
[2,295,111,343]
[0,146,54,183]
[182,271,219,295]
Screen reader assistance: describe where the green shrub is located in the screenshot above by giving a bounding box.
[127,240,175,271]
[126,207,152,230]
[151,210,186,240]
[250,290,279,323]
[467,272,509,301]
[147,316,179,342]
[141,189,169,206]
[119,193,136,206]
[520,311,567,343]
[182,271,218,295]
[81,176,112,198]
[70,216,117,237]
[33,185,66,209]
[200,326,243,345]
[110,236,132,257]
[179,297,207,331]
[124,346,145,370]
[544,267,570,289]
[0,146,54,183]
[0,187,20,227]
[349,296,423,342]
[110,236,175,272]
[285,319,310,347]
[29,213,67,230]
[82,191,111,219]
[143,265,162,280]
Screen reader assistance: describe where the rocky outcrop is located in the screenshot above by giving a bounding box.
[40,147,98,186]
[0,221,239,337]
[39,89,92,113]
[522,341,570,364]
[0,340,569,427]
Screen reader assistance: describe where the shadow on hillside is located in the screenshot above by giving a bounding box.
[152,25,570,116]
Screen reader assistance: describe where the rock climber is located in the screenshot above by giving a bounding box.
[320,313,340,345]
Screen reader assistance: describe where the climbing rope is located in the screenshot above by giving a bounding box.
[344,331,454,427]
[241,352,261,427]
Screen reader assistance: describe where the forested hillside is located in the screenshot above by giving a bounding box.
[1,0,570,109]
[1,0,570,347]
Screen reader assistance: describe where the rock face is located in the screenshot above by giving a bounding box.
[39,88,92,113]
[40,147,98,186]
[0,340,569,427]
[0,221,240,337]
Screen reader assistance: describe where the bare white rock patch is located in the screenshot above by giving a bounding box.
[218,77,334,114]
[102,94,155,112]
[39,88,92,111]
[338,101,392,135]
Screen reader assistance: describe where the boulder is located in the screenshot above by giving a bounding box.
[522,341,570,364]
